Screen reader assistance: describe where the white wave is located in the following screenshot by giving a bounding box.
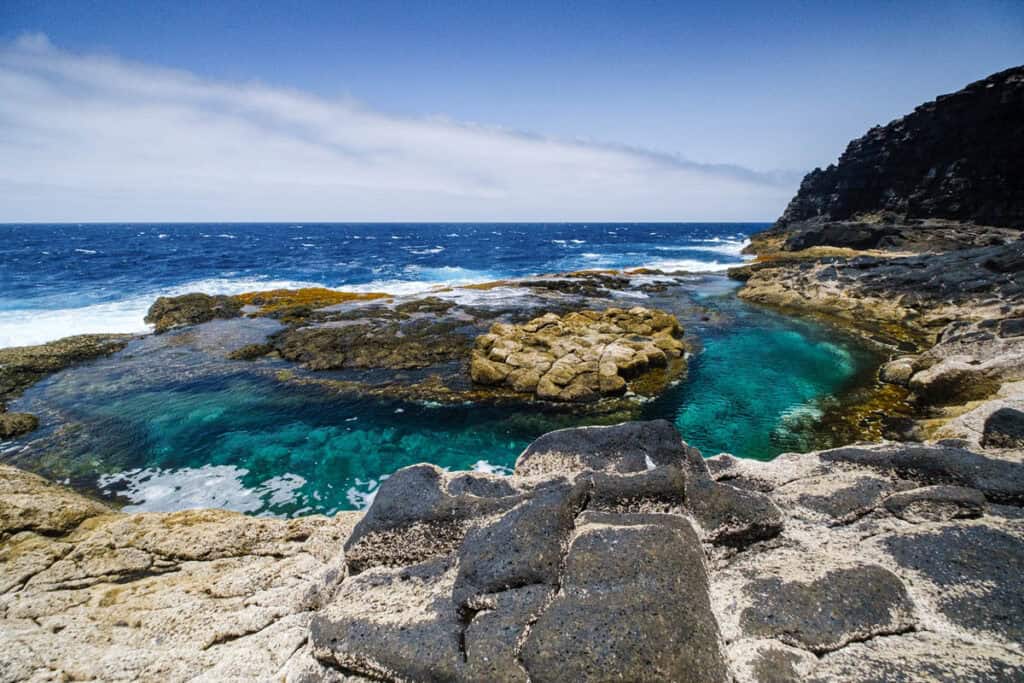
[0,276,324,348]
[570,239,586,244]
[472,460,513,476]
[631,258,736,273]
[407,246,445,255]
[0,299,153,347]
[74,248,97,254]
[344,266,499,297]
[346,475,388,509]
[654,238,751,257]
[431,284,537,308]
[158,233,169,239]
[97,465,305,514]
[689,238,751,257]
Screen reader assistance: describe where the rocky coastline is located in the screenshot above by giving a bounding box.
[3,420,1022,681]
[2,67,1023,681]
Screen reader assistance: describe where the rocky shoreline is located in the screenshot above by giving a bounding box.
[2,67,1023,681]
[3,420,1022,681]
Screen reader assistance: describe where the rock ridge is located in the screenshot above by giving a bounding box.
[770,66,1023,251]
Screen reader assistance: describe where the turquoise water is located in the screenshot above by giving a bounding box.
[670,299,868,458]
[1,223,879,515]
[4,281,877,516]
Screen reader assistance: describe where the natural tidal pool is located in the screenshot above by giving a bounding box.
[3,279,880,516]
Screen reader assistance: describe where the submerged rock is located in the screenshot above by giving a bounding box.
[471,307,686,402]
[0,412,38,439]
[0,334,133,402]
[0,333,133,438]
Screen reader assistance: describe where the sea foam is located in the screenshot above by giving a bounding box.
[0,277,322,348]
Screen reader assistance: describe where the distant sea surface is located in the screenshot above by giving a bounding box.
[0,223,754,347]
[1,223,879,516]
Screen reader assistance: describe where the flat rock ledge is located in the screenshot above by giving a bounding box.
[470,307,686,401]
[4,421,1023,681]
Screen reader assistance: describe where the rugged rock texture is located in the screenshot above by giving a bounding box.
[771,66,1024,251]
[738,68,1024,441]
[470,307,687,402]
[737,241,1024,336]
[145,293,244,333]
[322,423,1024,682]
[736,242,1024,441]
[0,412,38,439]
[0,464,359,682]
[2,421,1023,681]
[0,335,133,404]
[143,274,706,412]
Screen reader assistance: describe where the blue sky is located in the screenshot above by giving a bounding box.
[1,1,1021,221]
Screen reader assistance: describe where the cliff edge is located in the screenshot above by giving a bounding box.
[765,66,1024,252]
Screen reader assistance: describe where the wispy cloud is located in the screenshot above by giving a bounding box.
[0,34,798,222]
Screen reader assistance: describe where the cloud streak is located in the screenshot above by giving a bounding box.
[0,35,798,222]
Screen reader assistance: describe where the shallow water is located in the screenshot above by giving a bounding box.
[4,279,879,516]
[1,223,880,515]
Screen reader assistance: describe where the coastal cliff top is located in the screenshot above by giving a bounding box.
[768,66,1024,251]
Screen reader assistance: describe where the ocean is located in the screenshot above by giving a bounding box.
[0,223,877,516]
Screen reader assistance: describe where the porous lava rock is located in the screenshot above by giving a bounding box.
[471,306,686,402]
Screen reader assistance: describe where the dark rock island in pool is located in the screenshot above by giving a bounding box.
[2,67,1024,680]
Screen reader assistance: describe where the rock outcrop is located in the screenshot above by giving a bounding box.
[0,464,359,681]
[5,421,1021,681]
[470,307,687,402]
[769,66,1023,251]
[139,276,703,411]
[737,67,1024,442]
[145,293,244,333]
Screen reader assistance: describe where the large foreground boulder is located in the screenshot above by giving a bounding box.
[3,421,1024,681]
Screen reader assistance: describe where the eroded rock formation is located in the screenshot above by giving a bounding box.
[470,307,686,401]
[4,421,1021,681]
[0,465,359,681]
[736,66,1024,443]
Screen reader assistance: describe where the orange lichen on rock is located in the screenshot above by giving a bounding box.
[233,288,390,316]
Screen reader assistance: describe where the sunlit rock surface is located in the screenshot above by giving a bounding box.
[4,421,1022,681]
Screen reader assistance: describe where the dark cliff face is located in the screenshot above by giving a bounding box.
[774,66,1024,250]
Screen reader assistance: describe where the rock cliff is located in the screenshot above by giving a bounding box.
[768,66,1024,251]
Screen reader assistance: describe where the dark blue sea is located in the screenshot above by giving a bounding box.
[0,223,878,516]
